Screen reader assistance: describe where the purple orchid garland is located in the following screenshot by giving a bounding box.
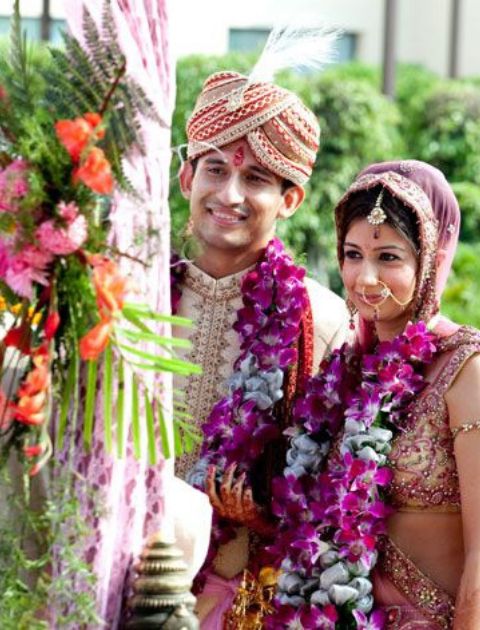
[171,237,310,588]
[266,321,437,629]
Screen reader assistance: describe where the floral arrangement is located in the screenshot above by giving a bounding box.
[179,237,311,588]
[0,3,198,475]
[267,321,437,629]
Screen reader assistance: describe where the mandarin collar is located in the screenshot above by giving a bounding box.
[184,262,255,300]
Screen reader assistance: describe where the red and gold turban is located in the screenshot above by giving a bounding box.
[186,71,320,186]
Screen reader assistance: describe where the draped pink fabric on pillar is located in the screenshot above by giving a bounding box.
[61,1,175,626]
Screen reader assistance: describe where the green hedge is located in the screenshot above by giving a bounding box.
[414,82,480,185]
[170,56,480,326]
[443,242,480,327]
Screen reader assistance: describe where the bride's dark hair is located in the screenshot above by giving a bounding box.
[337,185,420,265]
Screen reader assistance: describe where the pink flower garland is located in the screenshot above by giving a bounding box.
[267,321,437,629]
[170,237,310,589]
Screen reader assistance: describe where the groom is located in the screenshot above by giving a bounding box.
[172,70,349,623]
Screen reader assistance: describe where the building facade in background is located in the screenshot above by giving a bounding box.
[167,0,479,78]
[1,0,479,77]
[0,0,65,44]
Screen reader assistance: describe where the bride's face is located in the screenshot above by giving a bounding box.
[342,217,418,337]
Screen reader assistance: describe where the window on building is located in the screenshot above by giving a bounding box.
[229,27,357,64]
[0,17,67,43]
[0,17,41,40]
[229,28,270,54]
[50,19,67,44]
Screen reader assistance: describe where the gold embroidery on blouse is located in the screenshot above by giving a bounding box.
[387,326,480,511]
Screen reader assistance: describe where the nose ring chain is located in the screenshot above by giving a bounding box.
[361,281,413,321]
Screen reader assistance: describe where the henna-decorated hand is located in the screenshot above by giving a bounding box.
[205,463,275,536]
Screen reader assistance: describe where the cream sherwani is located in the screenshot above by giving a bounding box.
[174,262,349,480]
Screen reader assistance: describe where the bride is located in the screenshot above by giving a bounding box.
[272,160,480,629]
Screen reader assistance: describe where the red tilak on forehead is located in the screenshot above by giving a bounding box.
[233,146,245,166]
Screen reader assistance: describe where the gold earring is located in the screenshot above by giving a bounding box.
[346,297,357,331]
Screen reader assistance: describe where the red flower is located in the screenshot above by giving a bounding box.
[23,443,45,458]
[79,318,113,361]
[73,147,114,194]
[3,324,31,354]
[44,311,60,341]
[55,112,105,162]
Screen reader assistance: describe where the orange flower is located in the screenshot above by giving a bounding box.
[79,318,113,361]
[10,390,47,426]
[55,112,105,162]
[93,258,129,316]
[55,117,93,162]
[73,147,114,194]
[19,362,50,397]
[10,341,51,427]
[83,112,105,139]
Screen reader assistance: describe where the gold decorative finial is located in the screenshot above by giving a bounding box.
[126,534,199,629]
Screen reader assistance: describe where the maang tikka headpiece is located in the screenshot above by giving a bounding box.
[367,188,387,238]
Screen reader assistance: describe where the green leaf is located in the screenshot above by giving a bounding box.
[144,393,157,466]
[173,422,183,458]
[103,343,113,454]
[121,309,152,334]
[116,357,125,458]
[57,356,77,450]
[118,343,201,375]
[123,303,192,327]
[157,403,171,460]
[116,326,191,349]
[83,360,98,449]
[172,417,202,455]
[173,418,202,438]
[131,374,141,459]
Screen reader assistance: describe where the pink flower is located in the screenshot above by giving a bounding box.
[57,201,79,222]
[5,247,53,298]
[36,214,87,255]
[19,245,53,268]
[0,238,10,278]
[0,159,29,212]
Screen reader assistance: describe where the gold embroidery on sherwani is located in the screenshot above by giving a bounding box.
[174,264,251,479]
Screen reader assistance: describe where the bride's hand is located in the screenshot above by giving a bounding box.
[205,463,274,536]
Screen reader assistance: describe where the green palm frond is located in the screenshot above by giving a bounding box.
[8,0,35,111]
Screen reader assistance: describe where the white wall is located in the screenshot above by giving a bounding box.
[168,0,479,78]
[460,0,480,76]
[168,0,383,63]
